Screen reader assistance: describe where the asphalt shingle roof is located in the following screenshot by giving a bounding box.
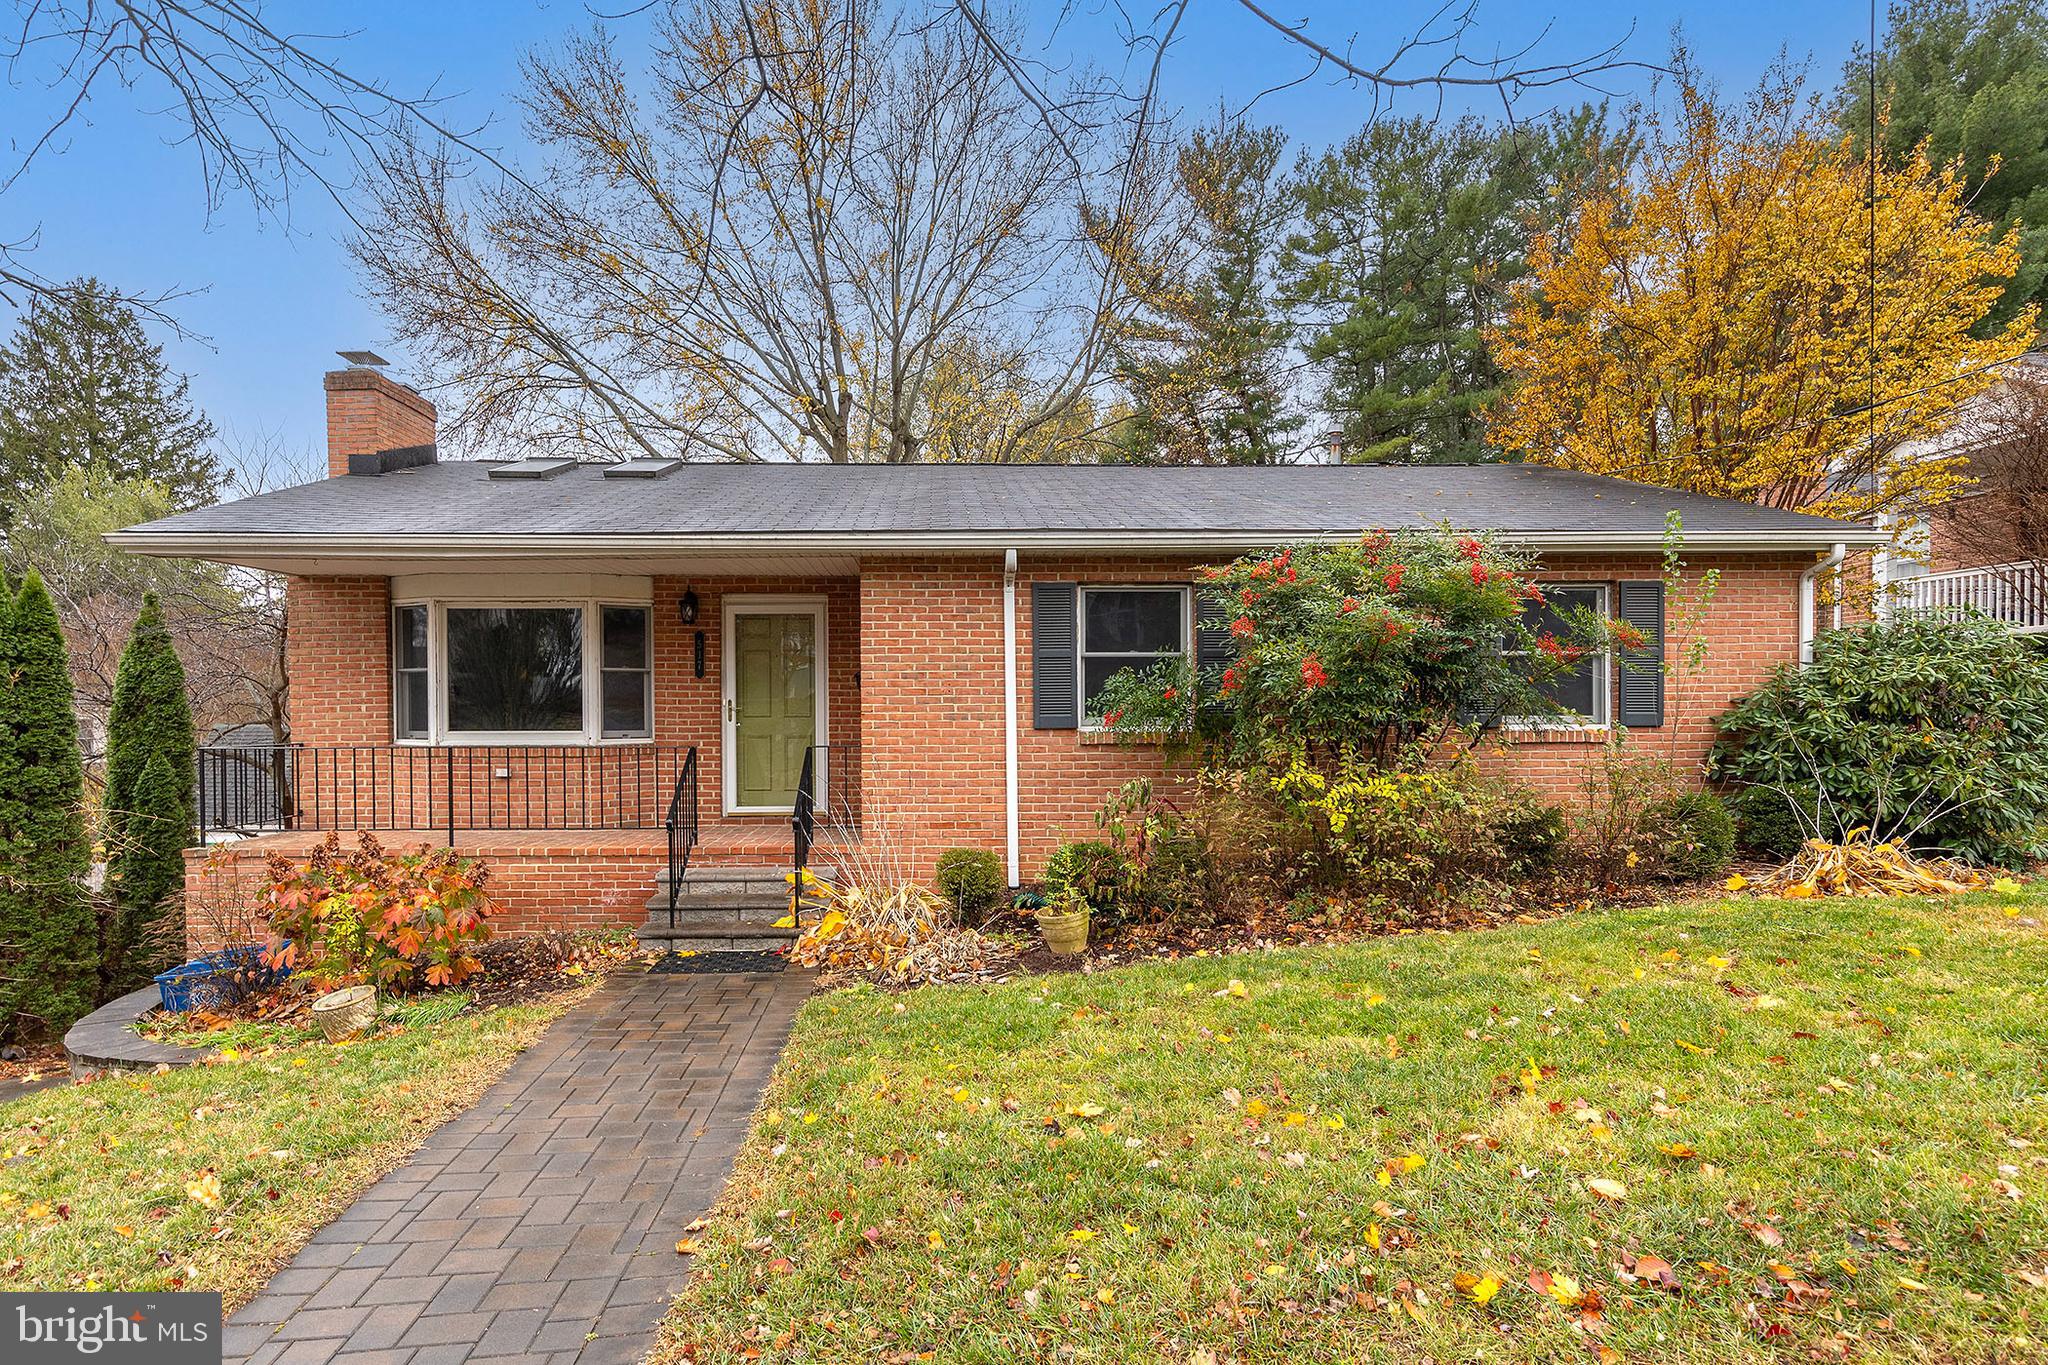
[116,461,1872,546]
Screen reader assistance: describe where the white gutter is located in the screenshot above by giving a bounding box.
[106,526,1892,561]
[1002,549,1020,888]
[1799,541,1850,663]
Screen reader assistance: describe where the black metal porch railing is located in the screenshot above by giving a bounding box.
[663,747,700,926]
[197,743,696,845]
[791,742,860,922]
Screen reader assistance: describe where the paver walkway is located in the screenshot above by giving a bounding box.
[225,967,812,1365]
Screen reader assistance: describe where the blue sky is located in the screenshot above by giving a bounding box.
[0,0,1873,469]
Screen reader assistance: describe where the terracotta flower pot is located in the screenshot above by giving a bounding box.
[1037,908,1090,956]
[312,984,377,1042]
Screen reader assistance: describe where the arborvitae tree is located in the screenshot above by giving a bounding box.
[111,754,190,992]
[0,572,98,1036]
[104,593,198,993]
[0,278,224,519]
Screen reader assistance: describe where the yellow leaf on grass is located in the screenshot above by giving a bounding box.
[1897,1277,1929,1292]
[1585,1177,1628,1202]
[185,1173,222,1209]
[1992,876,2023,894]
[1282,1112,1307,1128]
[1324,1115,1346,1131]
[1724,873,1749,892]
[1244,1099,1268,1119]
[1222,979,1249,999]
[1374,1167,1393,1188]
[1395,1152,1426,1172]
[1264,1264,1287,1278]
[1067,1101,1107,1119]
[1542,1272,1585,1306]
[1068,1227,1097,1243]
[1464,1273,1502,1305]
[928,1230,945,1249]
[675,1238,702,1255]
[1900,943,1923,958]
[1364,1222,1382,1250]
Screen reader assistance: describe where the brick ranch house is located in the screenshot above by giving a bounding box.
[111,364,1883,952]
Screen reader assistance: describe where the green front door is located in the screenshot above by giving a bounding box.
[730,609,819,810]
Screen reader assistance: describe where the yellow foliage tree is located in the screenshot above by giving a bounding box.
[1486,63,2037,524]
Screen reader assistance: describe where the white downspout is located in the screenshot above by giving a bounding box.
[1799,541,1849,664]
[1003,548,1021,887]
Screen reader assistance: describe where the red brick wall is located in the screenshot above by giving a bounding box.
[279,572,859,832]
[323,369,437,478]
[183,833,661,953]
[287,576,392,745]
[247,549,1810,925]
[859,551,1812,882]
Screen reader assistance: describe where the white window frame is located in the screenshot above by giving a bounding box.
[391,597,655,745]
[1504,582,1612,729]
[1076,585,1193,729]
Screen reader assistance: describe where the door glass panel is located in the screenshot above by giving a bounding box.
[732,611,817,808]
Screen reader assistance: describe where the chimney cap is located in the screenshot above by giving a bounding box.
[336,349,390,369]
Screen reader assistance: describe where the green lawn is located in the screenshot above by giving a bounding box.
[0,995,570,1307]
[656,887,2048,1363]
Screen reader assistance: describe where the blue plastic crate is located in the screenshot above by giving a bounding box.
[154,945,291,1013]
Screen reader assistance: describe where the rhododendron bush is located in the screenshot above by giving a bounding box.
[262,832,496,990]
[1096,527,1636,764]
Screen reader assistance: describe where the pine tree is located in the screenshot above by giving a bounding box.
[1110,122,1302,464]
[0,278,224,519]
[104,594,197,993]
[1839,0,2048,335]
[1283,108,1631,463]
[0,572,98,1037]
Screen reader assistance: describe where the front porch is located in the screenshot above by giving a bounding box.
[188,742,863,952]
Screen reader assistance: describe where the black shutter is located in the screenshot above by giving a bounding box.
[1616,580,1665,728]
[1195,587,1236,673]
[1031,581,1079,729]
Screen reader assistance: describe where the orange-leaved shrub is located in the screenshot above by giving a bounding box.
[262,832,495,990]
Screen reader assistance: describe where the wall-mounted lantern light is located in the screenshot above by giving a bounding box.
[679,589,700,625]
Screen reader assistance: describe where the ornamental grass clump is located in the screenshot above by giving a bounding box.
[788,877,1002,984]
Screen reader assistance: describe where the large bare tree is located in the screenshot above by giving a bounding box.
[357,0,1172,463]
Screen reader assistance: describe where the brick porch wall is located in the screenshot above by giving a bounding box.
[184,832,665,952]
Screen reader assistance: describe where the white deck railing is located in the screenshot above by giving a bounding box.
[1897,560,2048,632]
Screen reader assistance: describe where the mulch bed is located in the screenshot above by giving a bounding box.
[469,931,643,1006]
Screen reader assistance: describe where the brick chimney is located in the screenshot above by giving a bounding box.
[324,356,437,477]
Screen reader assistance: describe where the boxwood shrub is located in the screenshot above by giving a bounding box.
[1711,614,2048,865]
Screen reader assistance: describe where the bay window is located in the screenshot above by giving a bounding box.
[391,599,653,742]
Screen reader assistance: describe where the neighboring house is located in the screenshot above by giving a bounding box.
[110,362,1883,949]
[1874,354,2048,633]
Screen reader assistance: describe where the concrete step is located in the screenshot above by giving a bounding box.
[636,918,796,951]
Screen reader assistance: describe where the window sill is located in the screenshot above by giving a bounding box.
[1078,727,1178,746]
[1491,723,1615,746]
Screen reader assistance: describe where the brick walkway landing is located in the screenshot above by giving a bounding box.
[224,967,811,1365]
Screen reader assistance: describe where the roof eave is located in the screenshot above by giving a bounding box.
[104,525,1887,560]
